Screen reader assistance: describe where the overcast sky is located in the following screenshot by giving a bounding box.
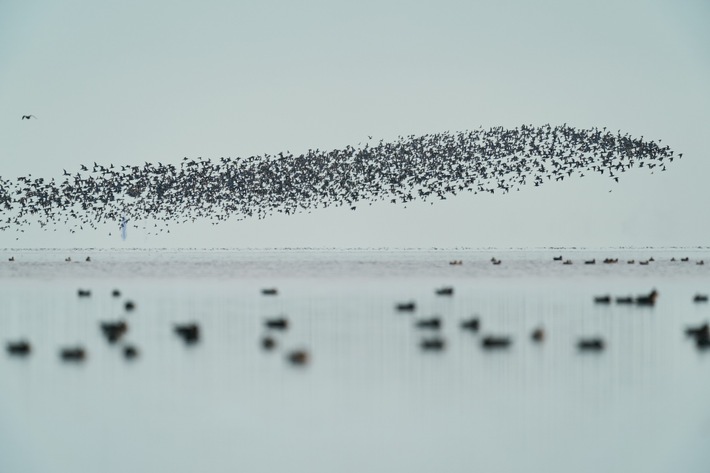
[1,0,709,248]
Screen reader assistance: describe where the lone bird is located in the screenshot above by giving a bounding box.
[21,115,37,120]
[634,289,658,306]
[460,317,480,332]
[531,326,545,342]
[261,336,276,350]
[174,323,200,344]
[287,349,309,365]
[60,346,87,361]
[395,301,416,312]
[420,337,446,351]
[435,286,454,296]
[6,340,31,356]
[264,317,289,330]
[482,335,511,349]
[100,320,128,343]
[578,338,604,351]
[123,345,139,360]
[415,317,441,330]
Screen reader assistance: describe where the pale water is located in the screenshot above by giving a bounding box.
[1,249,709,473]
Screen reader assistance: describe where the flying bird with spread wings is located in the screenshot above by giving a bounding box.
[22,115,37,120]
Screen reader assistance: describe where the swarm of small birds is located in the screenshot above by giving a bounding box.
[0,124,679,235]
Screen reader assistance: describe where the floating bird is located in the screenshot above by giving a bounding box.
[100,320,128,343]
[287,349,309,365]
[60,346,87,361]
[6,340,31,356]
[261,336,276,350]
[482,335,511,349]
[174,323,200,343]
[531,327,545,342]
[395,301,416,312]
[415,317,441,330]
[264,317,288,330]
[420,337,446,351]
[578,338,604,351]
[261,288,278,296]
[685,322,709,340]
[435,286,454,296]
[460,317,480,332]
[123,345,139,360]
[635,289,658,306]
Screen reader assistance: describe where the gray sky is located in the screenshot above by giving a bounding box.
[1,0,709,248]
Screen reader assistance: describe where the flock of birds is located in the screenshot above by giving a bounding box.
[1,261,312,365]
[2,123,678,236]
[2,283,310,366]
[3,253,708,365]
[398,286,708,354]
[456,255,707,266]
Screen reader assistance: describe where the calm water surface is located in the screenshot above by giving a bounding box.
[1,249,709,473]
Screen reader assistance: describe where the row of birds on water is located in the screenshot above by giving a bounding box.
[5,283,709,366]
[7,255,93,262]
[0,124,678,236]
[449,256,707,266]
[556,256,706,266]
[4,254,706,267]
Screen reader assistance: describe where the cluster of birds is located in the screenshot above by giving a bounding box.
[447,255,706,266]
[568,256,704,266]
[4,285,311,366]
[394,287,677,353]
[6,288,138,361]
[4,273,709,365]
[1,124,678,235]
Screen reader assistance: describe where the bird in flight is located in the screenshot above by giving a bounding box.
[22,115,37,120]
